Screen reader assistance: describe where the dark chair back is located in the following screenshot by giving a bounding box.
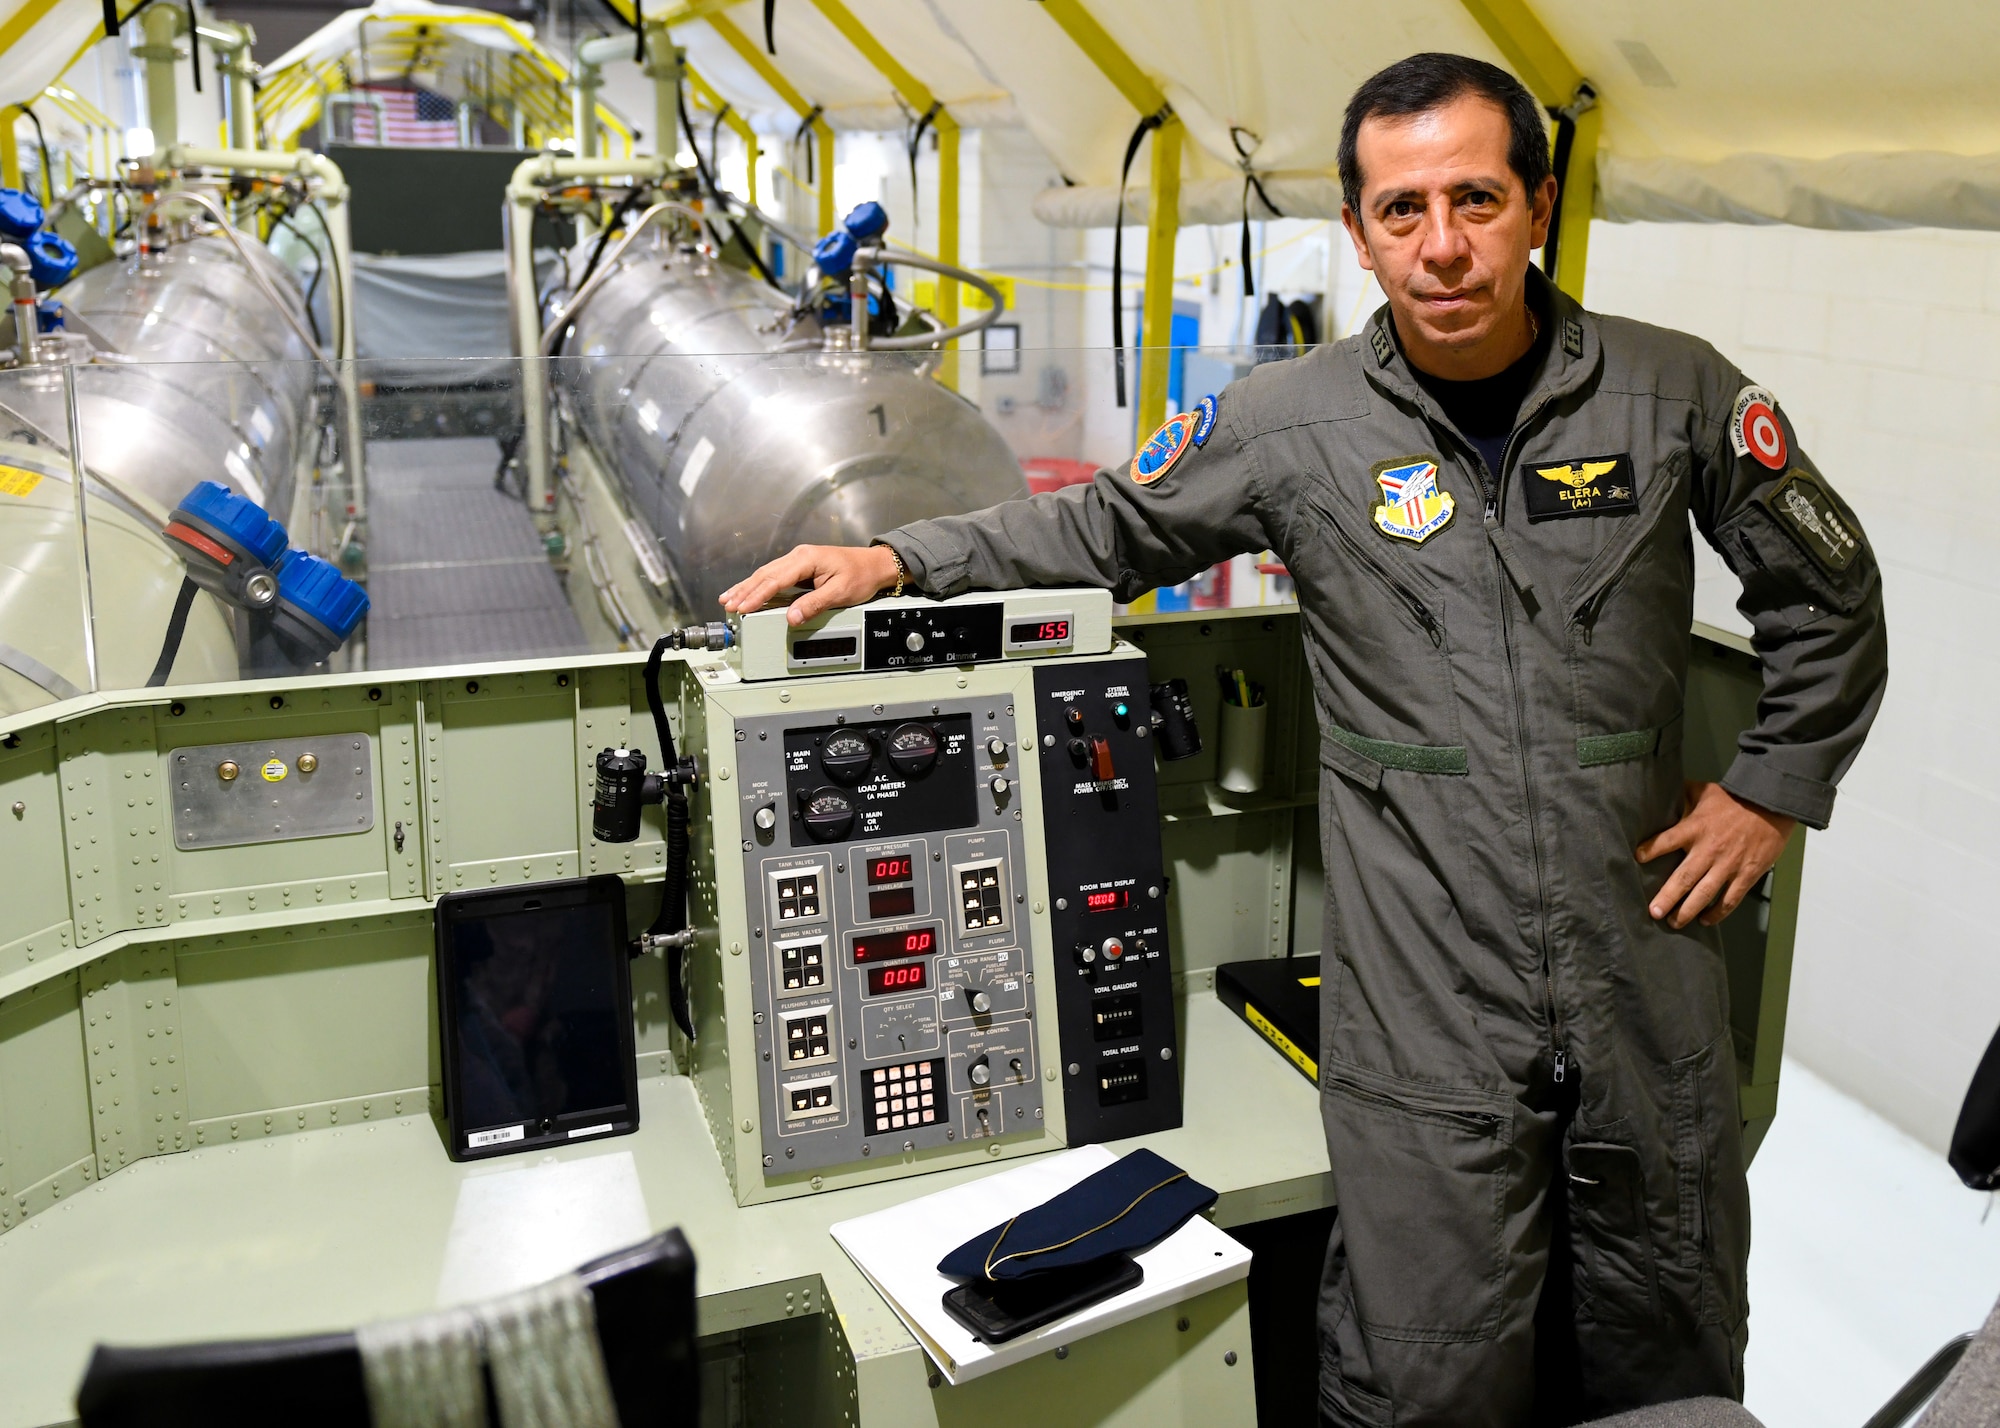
[75,1229,698,1427]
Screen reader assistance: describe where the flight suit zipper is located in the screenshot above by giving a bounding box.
[1491,405,1569,1086]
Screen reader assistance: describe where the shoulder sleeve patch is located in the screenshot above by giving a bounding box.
[1192,394,1218,447]
[1129,411,1199,486]
[1768,470,1860,573]
[1730,386,1789,470]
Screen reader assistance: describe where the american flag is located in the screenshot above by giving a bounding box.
[346,86,459,146]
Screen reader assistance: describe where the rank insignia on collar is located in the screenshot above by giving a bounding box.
[1370,324,1395,366]
[1526,453,1638,521]
[1768,470,1860,573]
[1561,315,1584,358]
[1192,394,1218,447]
[1130,410,1199,486]
[1370,456,1455,544]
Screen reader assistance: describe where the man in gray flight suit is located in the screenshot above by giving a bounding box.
[722,53,1888,1427]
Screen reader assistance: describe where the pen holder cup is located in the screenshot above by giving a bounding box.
[1216,700,1267,795]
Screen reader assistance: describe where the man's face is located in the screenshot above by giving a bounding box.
[1340,93,1556,369]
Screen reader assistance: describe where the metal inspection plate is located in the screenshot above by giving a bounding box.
[169,735,376,850]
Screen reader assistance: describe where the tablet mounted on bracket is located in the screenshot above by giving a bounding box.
[435,875,642,1161]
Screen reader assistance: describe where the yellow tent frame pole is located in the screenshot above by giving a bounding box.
[706,11,834,233]
[804,0,961,357]
[0,109,21,190]
[1037,0,1179,433]
[1455,0,1596,302]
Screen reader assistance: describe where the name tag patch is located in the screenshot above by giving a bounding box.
[1527,454,1637,521]
[1769,470,1860,573]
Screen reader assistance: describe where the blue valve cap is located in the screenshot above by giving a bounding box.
[36,299,64,333]
[271,547,370,662]
[0,187,43,242]
[27,231,77,289]
[843,200,889,241]
[170,480,290,567]
[813,228,857,278]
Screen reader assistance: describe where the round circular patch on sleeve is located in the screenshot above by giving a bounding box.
[1730,385,1789,470]
[1130,411,1199,486]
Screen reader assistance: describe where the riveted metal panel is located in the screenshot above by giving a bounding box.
[0,723,73,980]
[174,912,433,1132]
[79,944,186,1177]
[379,683,426,899]
[576,664,655,880]
[60,706,170,945]
[0,970,93,1233]
[167,734,376,849]
[434,670,581,891]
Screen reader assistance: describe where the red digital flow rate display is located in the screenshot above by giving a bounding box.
[852,926,939,964]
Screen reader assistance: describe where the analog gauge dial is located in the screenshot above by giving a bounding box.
[819,728,874,783]
[799,786,856,842]
[885,722,940,777]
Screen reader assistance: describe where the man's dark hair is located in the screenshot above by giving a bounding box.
[1338,53,1550,216]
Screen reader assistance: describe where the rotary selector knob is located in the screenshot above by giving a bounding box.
[990,776,1010,798]
[1074,944,1097,968]
[1101,936,1125,962]
[753,805,777,831]
[969,1056,992,1087]
[987,736,1007,758]
[970,990,993,1014]
[905,631,925,652]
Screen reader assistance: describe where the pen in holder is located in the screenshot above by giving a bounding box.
[1215,666,1266,795]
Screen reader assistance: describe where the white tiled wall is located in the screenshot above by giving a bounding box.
[1585,222,2000,1153]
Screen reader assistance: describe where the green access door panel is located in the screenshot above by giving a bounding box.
[426,673,585,892]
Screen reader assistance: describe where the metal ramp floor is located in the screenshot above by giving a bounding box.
[362,436,588,668]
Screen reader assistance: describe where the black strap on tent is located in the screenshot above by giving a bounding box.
[764,0,777,54]
[1229,127,1280,299]
[1110,108,1165,409]
[793,104,824,184]
[905,99,941,238]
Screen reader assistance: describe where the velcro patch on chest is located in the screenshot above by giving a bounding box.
[1525,454,1638,521]
[1768,469,1860,573]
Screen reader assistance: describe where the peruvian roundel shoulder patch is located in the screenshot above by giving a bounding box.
[1730,385,1789,470]
[1130,410,1199,486]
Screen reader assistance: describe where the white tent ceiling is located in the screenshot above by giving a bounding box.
[8,0,2000,228]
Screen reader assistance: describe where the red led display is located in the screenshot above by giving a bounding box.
[1084,889,1131,913]
[867,855,914,886]
[1009,618,1072,645]
[853,926,939,964]
[866,961,930,996]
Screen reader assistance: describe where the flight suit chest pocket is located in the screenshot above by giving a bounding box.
[1320,1060,1512,1342]
[1564,449,1693,750]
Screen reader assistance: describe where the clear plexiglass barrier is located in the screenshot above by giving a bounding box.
[0,347,1301,713]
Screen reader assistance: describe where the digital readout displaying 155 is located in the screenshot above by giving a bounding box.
[852,925,939,964]
[1008,619,1071,645]
[865,961,929,996]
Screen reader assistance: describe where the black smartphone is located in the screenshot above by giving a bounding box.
[941,1258,1144,1344]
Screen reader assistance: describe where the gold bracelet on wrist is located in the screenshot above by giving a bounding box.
[877,542,907,598]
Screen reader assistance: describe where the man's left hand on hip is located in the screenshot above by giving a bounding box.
[1637,781,1797,929]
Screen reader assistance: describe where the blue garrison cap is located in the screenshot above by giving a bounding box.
[938,1149,1217,1282]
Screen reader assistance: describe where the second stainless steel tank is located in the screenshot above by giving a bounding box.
[561,241,1027,612]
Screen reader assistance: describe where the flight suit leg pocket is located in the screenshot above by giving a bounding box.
[1321,1059,1512,1342]
[1672,1035,1750,1330]
[1565,1141,1661,1327]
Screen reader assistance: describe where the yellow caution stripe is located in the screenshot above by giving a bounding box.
[1245,1002,1317,1084]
